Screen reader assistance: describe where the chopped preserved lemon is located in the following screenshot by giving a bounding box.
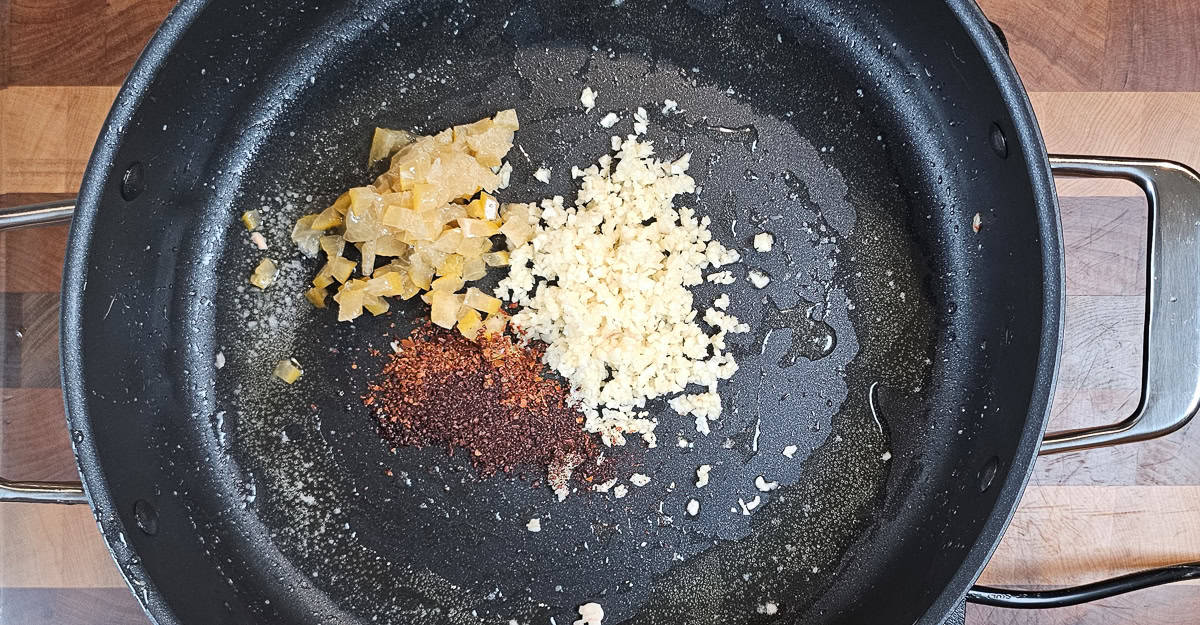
[462,256,487,281]
[439,204,467,225]
[381,204,419,231]
[483,312,509,336]
[364,294,390,316]
[312,205,344,230]
[360,239,378,275]
[436,253,464,277]
[274,358,303,383]
[411,182,440,212]
[464,287,502,314]
[329,256,357,283]
[368,127,416,169]
[429,291,463,329]
[319,235,345,258]
[375,235,408,257]
[292,111,520,323]
[334,281,366,321]
[465,192,500,220]
[365,272,407,297]
[328,192,351,215]
[493,109,519,131]
[305,286,328,308]
[456,236,491,258]
[313,263,335,288]
[408,261,434,290]
[291,214,321,256]
[431,274,465,293]
[241,210,262,231]
[457,308,483,339]
[432,229,464,254]
[482,251,510,266]
[460,218,500,238]
[250,258,277,289]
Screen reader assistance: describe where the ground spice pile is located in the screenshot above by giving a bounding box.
[366,324,610,498]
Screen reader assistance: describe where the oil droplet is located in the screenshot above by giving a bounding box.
[755,297,837,367]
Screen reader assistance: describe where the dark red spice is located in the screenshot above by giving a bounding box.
[365,324,610,491]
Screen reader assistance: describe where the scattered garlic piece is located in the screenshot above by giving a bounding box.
[696,464,712,488]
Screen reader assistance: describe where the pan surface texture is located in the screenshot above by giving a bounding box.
[61,0,1060,623]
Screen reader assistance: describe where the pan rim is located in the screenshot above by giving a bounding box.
[58,1,1065,624]
[915,0,1064,623]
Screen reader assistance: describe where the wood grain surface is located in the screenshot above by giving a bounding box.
[1,0,1199,623]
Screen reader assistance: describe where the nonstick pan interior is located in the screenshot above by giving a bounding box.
[63,0,1059,624]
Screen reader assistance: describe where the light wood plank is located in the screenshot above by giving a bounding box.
[0,86,119,195]
[977,0,1200,92]
[0,387,73,482]
[0,503,126,588]
[1031,92,1200,197]
[6,0,173,86]
[0,587,146,625]
[981,485,1200,586]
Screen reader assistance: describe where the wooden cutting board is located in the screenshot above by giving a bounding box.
[2,0,1198,622]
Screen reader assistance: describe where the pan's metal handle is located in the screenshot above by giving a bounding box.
[0,199,75,231]
[0,197,85,503]
[0,478,86,504]
[1041,156,1200,454]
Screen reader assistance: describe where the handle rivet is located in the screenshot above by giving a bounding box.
[133,499,159,536]
[120,162,145,201]
[989,123,1008,159]
[977,456,1000,492]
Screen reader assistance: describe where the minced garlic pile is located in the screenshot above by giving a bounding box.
[497,136,746,446]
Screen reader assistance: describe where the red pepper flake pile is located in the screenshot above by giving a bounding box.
[366,324,610,498]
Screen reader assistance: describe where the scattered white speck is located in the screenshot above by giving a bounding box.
[593,478,617,493]
[630,473,651,487]
[707,270,735,285]
[757,602,779,615]
[753,232,774,252]
[573,602,604,625]
[696,464,712,487]
[214,351,225,369]
[713,294,729,310]
[676,436,691,448]
[755,475,779,492]
[783,445,798,458]
[633,107,649,135]
[613,484,629,499]
[390,340,402,353]
[250,232,268,250]
[748,270,771,289]
[972,212,983,232]
[738,495,761,515]
[686,498,701,516]
[526,518,542,532]
[881,451,892,461]
[580,87,597,111]
[599,112,620,128]
[534,167,552,184]
[661,99,678,115]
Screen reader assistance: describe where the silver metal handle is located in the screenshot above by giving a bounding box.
[1041,156,1200,454]
[0,199,75,231]
[0,478,86,504]
[0,197,84,503]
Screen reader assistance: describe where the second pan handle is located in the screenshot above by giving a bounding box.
[1041,156,1200,454]
[0,197,85,503]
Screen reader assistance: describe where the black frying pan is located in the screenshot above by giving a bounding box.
[3,1,1200,624]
